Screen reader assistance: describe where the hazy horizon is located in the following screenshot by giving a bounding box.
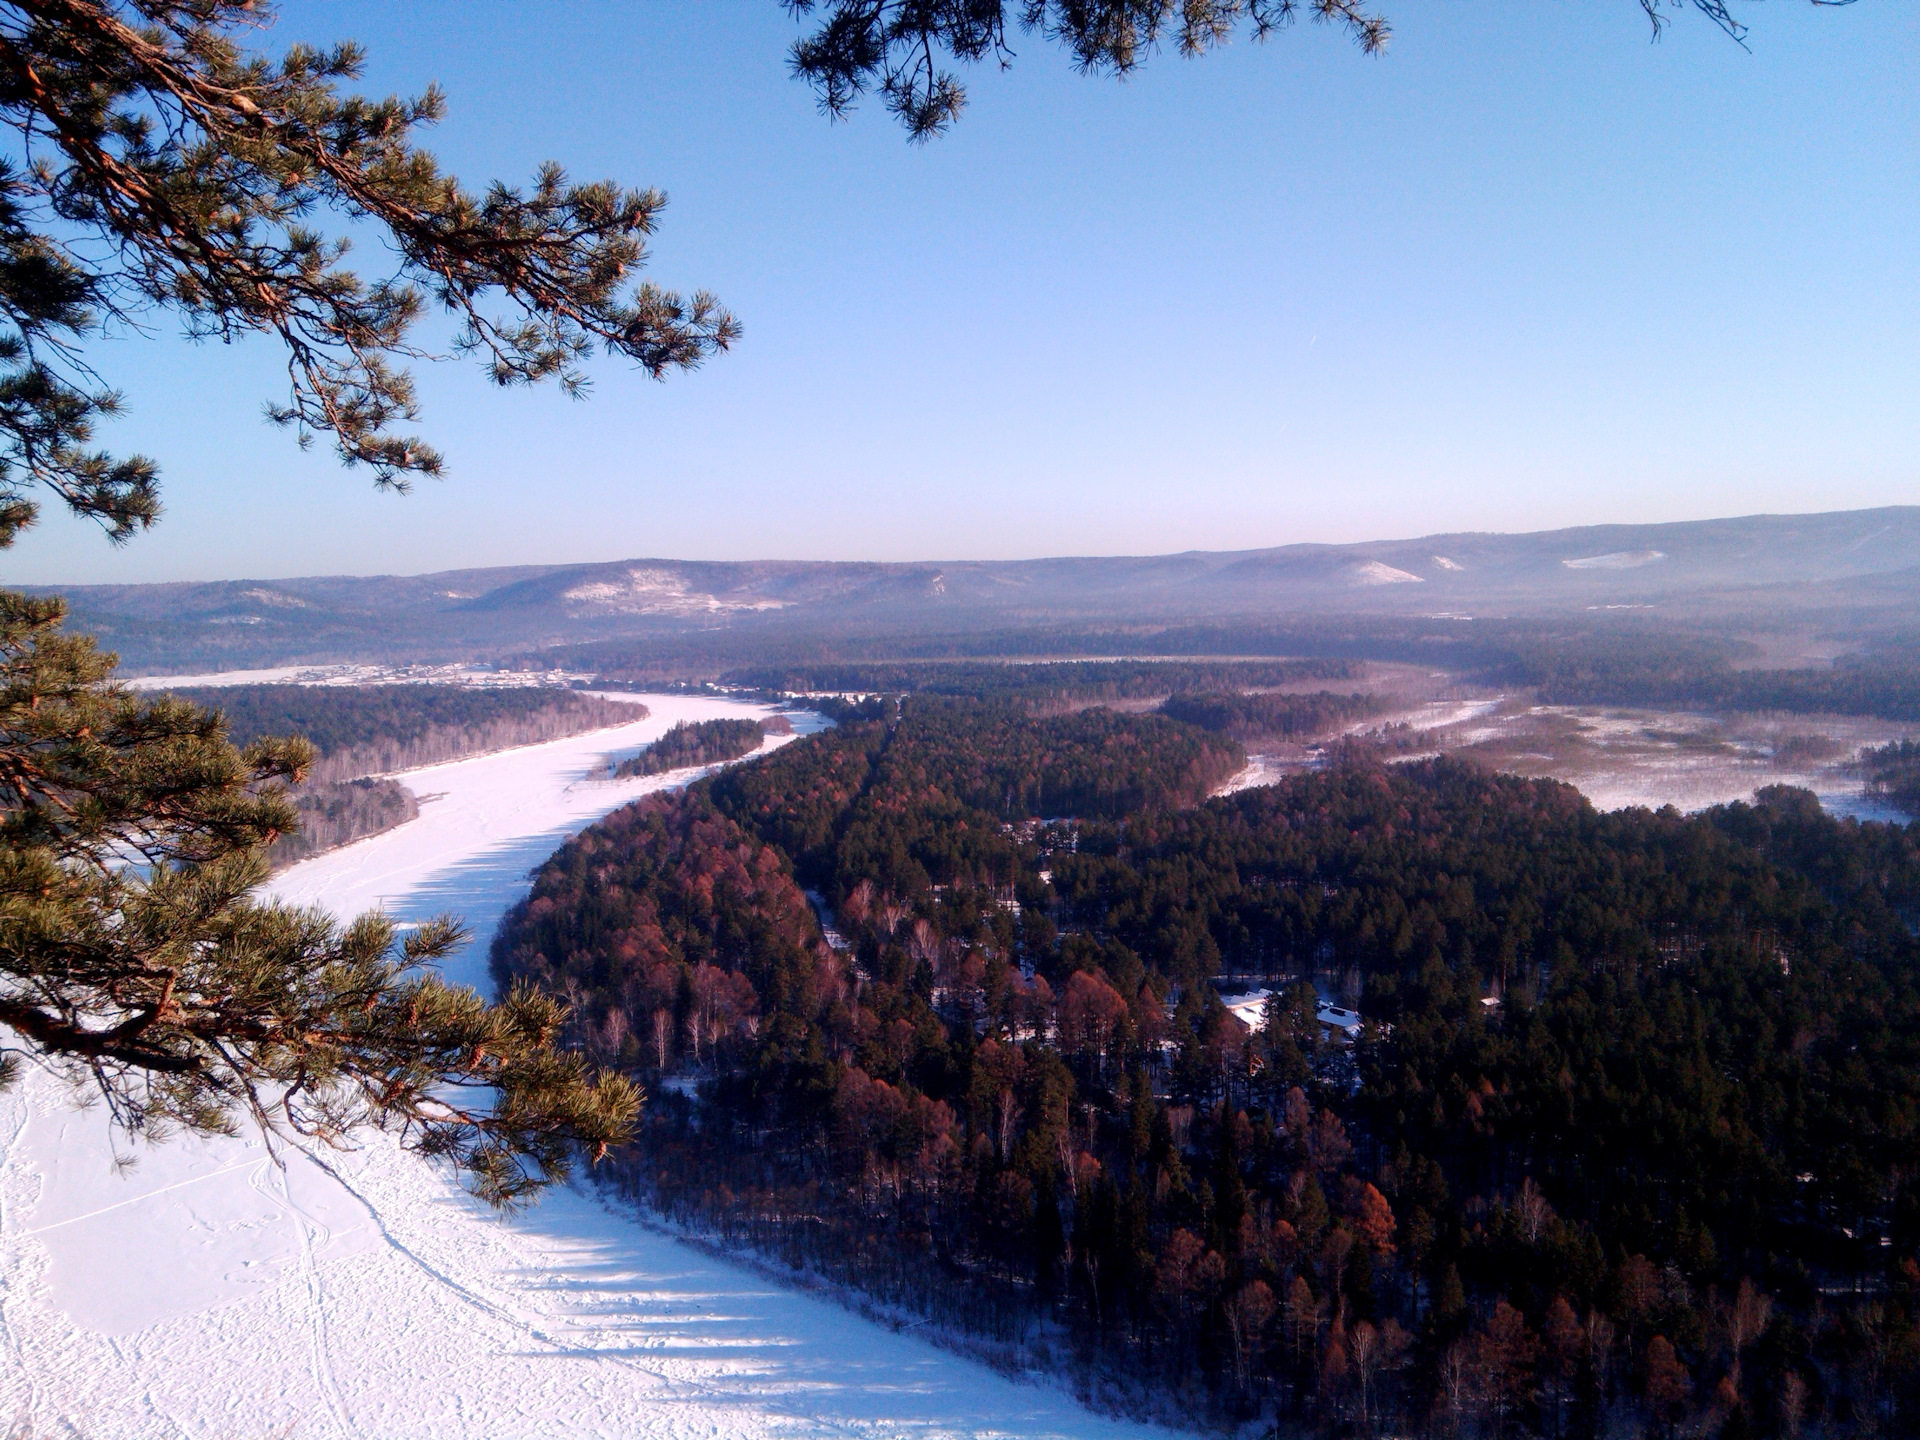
[26,500,1920,589]
[1,2,1911,588]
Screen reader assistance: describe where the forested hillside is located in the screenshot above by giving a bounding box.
[180,684,647,866]
[50,510,1920,679]
[496,698,1920,1437]
[179,684,645,784]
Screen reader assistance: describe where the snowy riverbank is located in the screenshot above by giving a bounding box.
[0,693,1172,1439]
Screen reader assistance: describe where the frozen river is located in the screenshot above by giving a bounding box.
[0,694,1169,1439]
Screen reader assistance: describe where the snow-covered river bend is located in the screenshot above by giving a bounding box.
[0,693,1169,1439]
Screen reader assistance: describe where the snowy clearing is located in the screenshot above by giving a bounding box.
[0,694,1170,1440]
[1211,690,1916,825]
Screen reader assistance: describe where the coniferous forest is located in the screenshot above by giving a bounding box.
[1159,689,1388,743]
[266,776,421,868]
[611,716,787,778]
[1861,741,1920,820]
[718,658,1362,709]
[493,695,1920,1436]
[177,683,645,783]
[175,684,646,865]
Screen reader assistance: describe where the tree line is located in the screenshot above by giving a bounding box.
[174,683,647,783]
[1505,644,1920,723]
[718,658,1360,710]
[610,716,787,778]
[267,777,419,869]
[173,683,650,869]
[1160,690,1387,743]
[1861,740,1920,818]
[541,613,1920,725]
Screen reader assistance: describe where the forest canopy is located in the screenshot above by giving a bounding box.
[497,695,1920,1436]
[612,716,775,778]
[1159,689,1386,742]
[1861,739,1920,819]
[169,684,644,783]
[169,682,651,867]
[720,658,1360,709]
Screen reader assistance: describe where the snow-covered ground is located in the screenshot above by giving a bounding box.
[1212,751,1298,796]
[0,694,1171,1440]
[260,693,811,990]
[1213,693,1917,825]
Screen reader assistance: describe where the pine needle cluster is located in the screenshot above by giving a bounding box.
[0,0,736,544]
[784,0,1846,141]
[0,591,638,1205]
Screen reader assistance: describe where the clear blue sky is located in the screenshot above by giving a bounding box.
[6,1,1914,585]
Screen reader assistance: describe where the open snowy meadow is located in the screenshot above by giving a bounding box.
[0,694,1173,1439]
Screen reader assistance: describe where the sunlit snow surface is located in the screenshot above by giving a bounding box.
[0,694,1169,1439]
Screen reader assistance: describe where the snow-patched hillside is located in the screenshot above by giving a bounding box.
[0,695,1170,1439]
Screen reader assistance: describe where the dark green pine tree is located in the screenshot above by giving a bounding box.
[0,0,736,1204]
[0,590,641,1206]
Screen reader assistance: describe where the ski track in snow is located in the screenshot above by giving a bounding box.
[0,694,1172,1440]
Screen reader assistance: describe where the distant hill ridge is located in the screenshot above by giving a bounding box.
[26,506,1920,674]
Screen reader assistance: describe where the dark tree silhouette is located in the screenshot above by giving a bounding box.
[785,0,1852,140]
